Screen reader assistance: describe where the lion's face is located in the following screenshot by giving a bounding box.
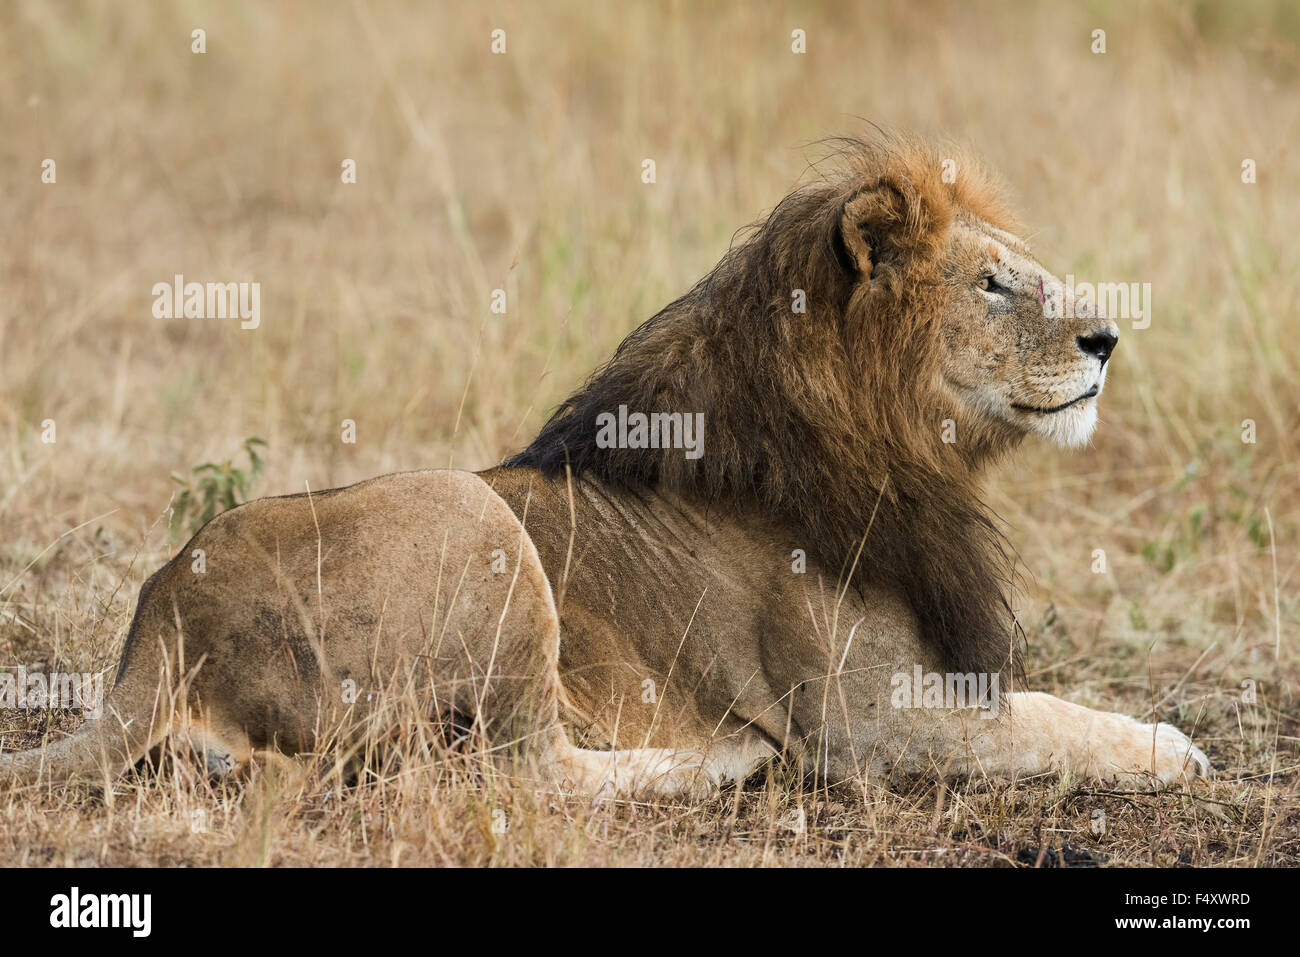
[936,214,1120,448]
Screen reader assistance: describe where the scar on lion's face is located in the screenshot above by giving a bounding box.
[936,215,1120,449]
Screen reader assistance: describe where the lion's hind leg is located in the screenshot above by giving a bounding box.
[164,714,253,780]
[464,473,776,802]
[536,728,774,802]
[554,742,721,801]
[183,726,250,779]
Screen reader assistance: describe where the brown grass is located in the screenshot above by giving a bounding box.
[1,0,1297,866]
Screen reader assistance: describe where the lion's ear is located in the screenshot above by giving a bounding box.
[838,175,931,279]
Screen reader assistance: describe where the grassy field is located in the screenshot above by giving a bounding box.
[1,0,1297,866]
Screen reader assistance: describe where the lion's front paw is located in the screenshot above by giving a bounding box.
[1098,719,1210,788]
[1147,722,1211,785]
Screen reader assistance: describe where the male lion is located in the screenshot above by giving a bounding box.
[2,134,1209,798]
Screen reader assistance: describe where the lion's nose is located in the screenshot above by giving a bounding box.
[1076,330,1118,365]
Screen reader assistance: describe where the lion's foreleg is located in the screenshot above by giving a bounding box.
[889,691,1209,787]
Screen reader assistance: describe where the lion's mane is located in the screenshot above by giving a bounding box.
[507,133,1026,679]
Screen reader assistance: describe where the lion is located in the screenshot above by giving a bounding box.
[1,133,1209,798]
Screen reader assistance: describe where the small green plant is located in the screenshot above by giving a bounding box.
[168,437,267,542]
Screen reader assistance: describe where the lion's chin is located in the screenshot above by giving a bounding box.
[1028,398,1099,448]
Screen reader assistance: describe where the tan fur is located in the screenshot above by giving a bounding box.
[1,135,1209,797]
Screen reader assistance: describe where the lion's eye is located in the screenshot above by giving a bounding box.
[977,276,993,292]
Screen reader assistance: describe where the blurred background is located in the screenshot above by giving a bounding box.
[1,1,1296,724]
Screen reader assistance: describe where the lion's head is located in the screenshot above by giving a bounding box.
[835,147,1119,453]
[937,216,1118,449]
[509,132,1114,678]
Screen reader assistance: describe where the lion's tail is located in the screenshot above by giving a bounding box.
[0,664,169,790]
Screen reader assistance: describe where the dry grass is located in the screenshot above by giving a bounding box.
[1,0,1297,866]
